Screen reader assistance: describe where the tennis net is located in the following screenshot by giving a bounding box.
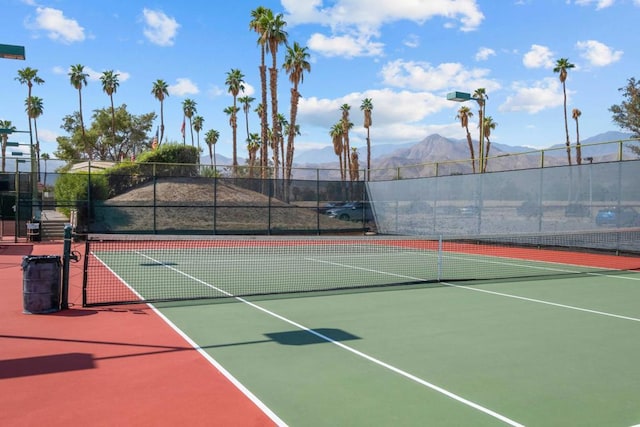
[82,229,640,306]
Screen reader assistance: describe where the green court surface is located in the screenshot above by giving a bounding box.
[149,272,640,426]
[85,237,640,426]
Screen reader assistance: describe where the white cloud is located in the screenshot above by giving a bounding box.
[475,47,496,61]
[284,0,484,31]
[29,7,85,43]
[523,44,554,69]
[37,128,57,144]
[308,33,384,58]
[88,67,130,82]
[576,40,622,66]
[298,88,452,143]
[240,82,256,97]
[499,78,564,114]
[380,59,500,93]
[57,66,129,83]
[207,85,224,98]
[168,78,199,96]
[142,9,179,46]
[283,0,484,58]
[403,34,420,48]
[574,0,615,9]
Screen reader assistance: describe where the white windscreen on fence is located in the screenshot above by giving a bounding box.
[367,160,640,252]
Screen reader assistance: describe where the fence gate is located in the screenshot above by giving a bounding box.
[0,172,36,242]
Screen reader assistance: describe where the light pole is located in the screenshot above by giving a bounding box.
[447,91,486,173]
[1,44,37,220]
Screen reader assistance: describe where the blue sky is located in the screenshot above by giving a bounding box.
[1,0,638,161]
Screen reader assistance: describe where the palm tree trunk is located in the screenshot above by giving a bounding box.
[78,89,89,160]
[260,47,268,180]
[33,118,40,182]
[110,95,116,148]
[286,88,299,182]
[575,119,582,165]
[189,118,195,147]
[562,83,572,165]
[465,127,476,174]
[1,135,7,172]
[270,66,279,183]
[160,100,165,146]
[483,137,491,173]
[366,127,371,181]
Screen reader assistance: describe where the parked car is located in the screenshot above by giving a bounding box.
[595,206,639,226]
[317,202,346,214]
[459,205,480,216]
[326,202,374,222]
[565,203,590,217]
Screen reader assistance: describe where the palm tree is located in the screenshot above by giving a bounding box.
[25,96,44,178]
[247,132,261,177]
[473,88,488,172]
[349,147,360,182]
[0,120,16,172]
[181,98,197,146]
[330,122,344,181]
[204,129,220,169]
[360,98,373,180]
[283,41,311,184]
[69,64,89,158]
[481,116,497,173]
[192,115,204,155]
[276,113,288,180]
[151,79,169,146]
[572,108,582,165]
[340,104,352,178]
[16,67,44,177]
[456,105,476,173]
[260,10,287,181]
[225,69,245,174]
[250,6,271,179]
[41,153,50,188]
[100,70,120,147]
[238,95,255,145]
[224,106,240,169]
[553,58,576,165]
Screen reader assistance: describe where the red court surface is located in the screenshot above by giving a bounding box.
[0,242,276,427]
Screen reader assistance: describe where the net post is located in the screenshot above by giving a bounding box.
[437,235,443,281]
[61,224,72,310]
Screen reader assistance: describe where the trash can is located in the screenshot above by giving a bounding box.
[22,255,62,314]
[26,220,41,242]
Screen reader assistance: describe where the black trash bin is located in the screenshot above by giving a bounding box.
[22,255,62,314]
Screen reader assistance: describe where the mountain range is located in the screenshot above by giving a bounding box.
[293,131,635,166]
[3,131,636,180]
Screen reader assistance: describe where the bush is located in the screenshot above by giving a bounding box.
[138,143,200,178]
[100,144,201,197]
[103,161,144,198]
[54,171,109,219]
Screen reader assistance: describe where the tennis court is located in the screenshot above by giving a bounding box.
[79,232,640,426]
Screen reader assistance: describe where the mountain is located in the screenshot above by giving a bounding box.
[294,131,635,169]
[290,131,637,179]
[549,131,634,158]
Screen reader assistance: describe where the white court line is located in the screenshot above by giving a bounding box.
[133,251,525,427]
[93,252,288,427]
[311,257,640,323]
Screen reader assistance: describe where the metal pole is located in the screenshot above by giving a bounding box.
[477,99,485,173]
[61,224,72,310]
